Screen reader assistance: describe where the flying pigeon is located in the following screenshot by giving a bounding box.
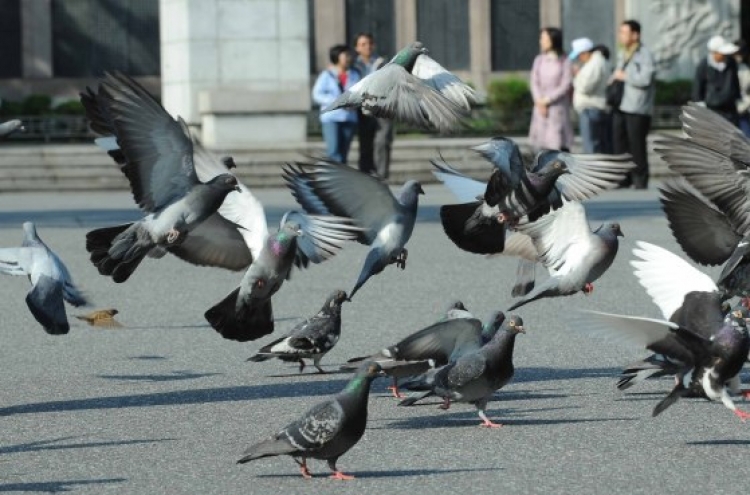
[342,310,506,397]
[433,137,634,254]
[325,41,477,133]
[282,160,423,299]
[237,361,383,479]
[0,119,24,139]
[0,222,87,334]
[399,315,525,428]
[574,241,750,420]
[506,200,623,311]
[81,72,241,283]
[75,308,123,328]
[247,290,348,373]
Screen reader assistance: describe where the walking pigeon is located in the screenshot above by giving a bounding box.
[237,361,383,479]
[81,72,241,283]
[399,315,525,428]
[0,119,24,138]
[282,160,423,299]
[247,290,348,373]
[75,309,122,328]
[0,222,87,334]
[342,310,506,397]
[574,241,750,420]
[506,200,623,311]
[325,41,477,133]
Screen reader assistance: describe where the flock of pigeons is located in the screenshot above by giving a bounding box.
[2,41,750,480]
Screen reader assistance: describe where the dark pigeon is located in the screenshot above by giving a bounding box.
[237,361,383,479]
[399,315,525,428]
[247,290,348,373]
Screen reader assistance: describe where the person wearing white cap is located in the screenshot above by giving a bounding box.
[570,37,611,153]
[692,35,741,125]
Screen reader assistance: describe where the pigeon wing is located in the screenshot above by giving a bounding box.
[412,53,479,111]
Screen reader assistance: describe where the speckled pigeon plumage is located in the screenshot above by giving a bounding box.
[237,361,382,479]
[247,290,348,373]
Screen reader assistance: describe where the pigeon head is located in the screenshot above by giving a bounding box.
[280,221,304,238]
[729,305,750,327]
[207,173,241,192]
[326,289,349,308]
[221,156,237,170]
[602,222,624,238]
[108,309,119,316]
[472,137,520,167]
[505,315,525,334]
[540,159,569,178]
[449,300,467,311]
[399,180,425,205]
[22,222,39,240]
[392,42,427,71]
[482,310,507,342]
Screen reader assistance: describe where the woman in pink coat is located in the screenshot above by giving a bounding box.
[529,27,574,151]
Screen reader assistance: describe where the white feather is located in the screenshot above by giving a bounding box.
[570,310,677,348]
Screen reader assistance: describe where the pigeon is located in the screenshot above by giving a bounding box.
[75,308,123,328]
[247,290,348,373]
[0,222,87,334]
[342,310,506,397]
[443,300,473,320]
[506,200,623,311]
[574,241,750,420]
[324,41,477,133]
[282,160,423,299]
[237,361,383,479]
[0,119,24,138]
[81,72,242,283]
[204,213,360,341]
[433,138,634,255]
[399,315,525,428]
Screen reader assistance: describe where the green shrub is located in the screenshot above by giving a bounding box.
[486,77,533,112]
[0,99,23,117]
[655,79,692,106]
[53,100,85,115]
[22,94,52,115]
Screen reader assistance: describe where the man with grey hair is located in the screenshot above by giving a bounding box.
[692,35,741,125]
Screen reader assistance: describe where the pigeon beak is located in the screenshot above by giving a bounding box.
[418,185,425,195]
[516,326,526,334]
[616,226,624,237]
[233,185,241,192]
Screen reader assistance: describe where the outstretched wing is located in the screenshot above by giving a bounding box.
[412,53,479,111]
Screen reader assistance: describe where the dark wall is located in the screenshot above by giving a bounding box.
[490,0,540,71]
[416,0,470,70]
[0,0,22,78]
[346,0,395,59]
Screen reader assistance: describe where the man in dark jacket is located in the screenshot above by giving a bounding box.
[693,35,741,124]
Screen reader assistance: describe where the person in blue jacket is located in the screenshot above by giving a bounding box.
[312,44,361,165]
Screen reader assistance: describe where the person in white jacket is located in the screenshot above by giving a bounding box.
[570,37,611,153]
[735,39,750,137]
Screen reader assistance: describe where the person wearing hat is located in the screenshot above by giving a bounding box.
[692,35,741,125]
[570,37,611,153]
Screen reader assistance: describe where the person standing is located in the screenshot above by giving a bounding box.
[692,35,741,125]
[353,32,394,179]
[529,27,574,152]
[735,40,750,137]
[312,44,361,165]
[569,37,611,153]
[610,20,656,189]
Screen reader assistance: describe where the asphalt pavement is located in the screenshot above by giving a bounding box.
[0,184,747,495]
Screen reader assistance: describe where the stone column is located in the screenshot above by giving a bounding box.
[395,0,417,48]
[312,0,345,73]
[468,0,491,90]
[540,0,562,28]
[21,0,53,78]
[160,0,311,148]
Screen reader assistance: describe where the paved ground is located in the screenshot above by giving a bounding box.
[0,184,746,495]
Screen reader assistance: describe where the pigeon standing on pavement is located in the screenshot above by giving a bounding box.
[0,222,87,334]
[81,72,241,283]
[282,160,424,299]
[399,315,525,428]
[75,309,123,328]
[237,361,383,480]
[247,290,348,373]
[325,41,477,133]
[506,200,623,311]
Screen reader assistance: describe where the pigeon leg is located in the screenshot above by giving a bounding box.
[298,359,306,373]
[294,458,312,479]
[438,397,451,410]
[741,390,750,400]
[478,410,503,428]
[313,357,327,374]
[387,378,403,398]
[328,459,354,480]
[733,408,750,422]
[721,388,750,422]
[394,249,408,270]
[583,283,594,295]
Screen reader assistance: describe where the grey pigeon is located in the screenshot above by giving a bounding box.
[399,315,525,428]
[81,72,241,282]
[283,160,423,299]
[325,41,477,133]
[247,290,348,373]
[443,300,473,320]
[0,119,24,138]
[204,212,360,342]
[507,200,623,311]
[0,222,87,334]
[342,310,506,397]
[237,361,383,479]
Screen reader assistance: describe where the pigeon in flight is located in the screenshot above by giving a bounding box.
[0,222,87,334]
[75,309,123,328]
[0,119,24,139]
[237,361,383,479]
[282,160,423,299]
[399,315,525,428]
[81,72,241,283]
[506,200,623,311]
[325,41,477,133]
[247,290,348,373]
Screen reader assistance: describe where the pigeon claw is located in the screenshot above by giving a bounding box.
[300,466,313,479]
[583,283,594,295]
[734,408,750,422]
[330,471,355,480]
[479,419,503,429]
[387,385,403,399]
[438,397,451,410]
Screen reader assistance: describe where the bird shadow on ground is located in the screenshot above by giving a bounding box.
[686,439,750,446]
[0,436,174,456]
[256,467,500,479]
[0,478,126,493]
[379,410,636,430]
[127,355,167,361]
[0,379,349,416]
[514,366,620,383]
[95,371,221,382]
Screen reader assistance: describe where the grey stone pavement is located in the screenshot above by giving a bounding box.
[0,184,747,495]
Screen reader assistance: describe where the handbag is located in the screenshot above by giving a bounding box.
[605,54,632,109]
